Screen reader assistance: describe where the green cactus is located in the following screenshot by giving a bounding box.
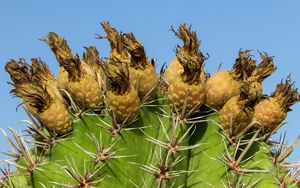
[1,22,300,188]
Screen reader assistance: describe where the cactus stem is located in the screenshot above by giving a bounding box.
[142,97,169,107]
[93,113,113,129]
[129,179,140,188]
[0,165,29,188]
[275,168,300,188]
[132,153,187,186]
[144,116,200,154]
[156,107,172,118]
[220,130,269,174]
[20,112,63,152]
[224,173,261,188]
[215,116,257,145]
[55,157,105,187]
[75,133,134,163]
[108,110,140,136]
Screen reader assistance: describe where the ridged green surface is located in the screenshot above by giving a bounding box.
[2,96,297,187]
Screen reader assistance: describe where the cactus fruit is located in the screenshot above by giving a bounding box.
[2,23,300,188]
[166,24,206,116]
[205,50,256,110]
[43,32,101,107]
[123,32,158,101]
[247,52,276,101]
[219,94,253,135]
[254,77,300,133]
[165,24,207,85]
[102,60,140,126]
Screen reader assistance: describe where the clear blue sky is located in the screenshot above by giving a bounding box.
[0,1,299,162]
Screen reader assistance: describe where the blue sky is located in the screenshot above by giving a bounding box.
[0,1,299,162]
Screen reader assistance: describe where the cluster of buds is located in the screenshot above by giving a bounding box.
[5,22,299,139]
[99,22,158,124]
[6,22,160,135]
[215,51,299,135]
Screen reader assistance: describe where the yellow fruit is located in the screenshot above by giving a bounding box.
[107,86,140,123]
[57,64,98,91]
[102,59,140,124]
[219,96,253,132]
[8,82,72,135]
[205,71,242,110]
[247,52,276,101]
[253,78,299,132]
[39,99,72,135]
[31,58,64,103]
[254,98,286,131]
[167,24,207,115]
[166,58,206,85]
[58,67,69,90]
[205,50,256,110]
[5,59,31,84]
[43,32,74,65]
[129,64,158,100]
[165,58,183,85]
[68,75,102,108]
[44,32,103,109]
[122,32,158,100]
[168,76,205,114]
[100,22,129,63]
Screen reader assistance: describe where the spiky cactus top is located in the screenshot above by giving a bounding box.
[2,23,300,188]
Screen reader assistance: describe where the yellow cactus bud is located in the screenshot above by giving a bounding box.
[219,95,253,132]
[30,58,64,102]
[122,32,158,100]
[168,76,205,114]
[103,60,140,123]
[44,32,103,109]
[205,50,256,110]
[39,99,72,135]
[57,67,69,90]
[166,24,206,115]
[5,59,31,85]
[11,83,72,135]
[247,52,276,101]
[100,22,130,64]
[107,86,140,123]
[254,78,299,132]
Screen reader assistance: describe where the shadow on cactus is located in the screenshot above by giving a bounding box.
[1,22,300,188]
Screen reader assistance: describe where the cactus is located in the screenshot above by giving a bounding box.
[1,22,300,188]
